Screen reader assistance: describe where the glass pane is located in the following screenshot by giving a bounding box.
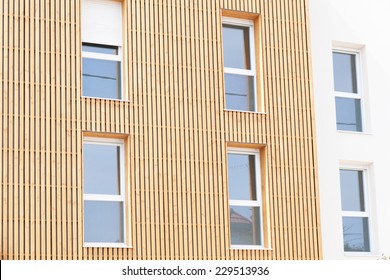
[343,217,370,252]
[335,97,362,131]
[82,58,121,99]
[228,153,257,200]
[222,24,251,69]
[83,143,121,195]
[84,201,124,243]
[82,44,118,55]
[333,52,357,93]
[230,206,261,246]
[340,170,365,211]
[225,74,255,111]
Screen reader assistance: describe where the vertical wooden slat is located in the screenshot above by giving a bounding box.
[40,21,46,259]
[8,0,15,261]
[155,0,164,260]
[0,0,4,260]
[2,1,8,260]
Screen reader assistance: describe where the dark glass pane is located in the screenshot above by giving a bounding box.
[82,58,121,99]
[222,24,251,69]
[84,201,124,243]
[228,153,257,200]
[340,170,365,211]
[335,97,362,131]
[83,143,121,195]
[230,206,261,246]
[225,74,255,111]
[82,43,118,55]
[343,217,370,252]
[333,52,357,93]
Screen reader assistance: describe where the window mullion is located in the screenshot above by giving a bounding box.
[342,211,369,218]
[334,91,362,99]
[224,67,255,76]
[229,199,262,207]
[84,193,124,202]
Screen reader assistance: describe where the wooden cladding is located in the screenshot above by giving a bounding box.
[0,0,321,259]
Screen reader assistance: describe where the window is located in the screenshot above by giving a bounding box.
[81,0,123,99]
[82,44,122,99]
[339,168,370,252]
[227,147,263,247]
[222,18,256,112]
[83,137,126,246]
[332,50,363,132]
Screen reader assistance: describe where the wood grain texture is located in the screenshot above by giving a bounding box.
[0,0,321,260]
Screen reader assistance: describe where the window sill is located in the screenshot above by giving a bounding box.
[224,109,267,115]
[230,245,272,250]
[337,130,371,136]
[82,96,128,102]
[83,243,133,249]
[343,252,379,258]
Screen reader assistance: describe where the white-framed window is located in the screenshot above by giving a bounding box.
[81,0,123,100]
[83,137,126,247]
[332,49,363,132]
[339,167,371,253]
[227,147,263,248]
[222,17,257,112]
[82,44,122,99]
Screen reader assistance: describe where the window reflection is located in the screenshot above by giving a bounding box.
[84,201,124,243]
[343,217,370,252]
[223,24,251,69]
[333,52,357,93]
[82,58,121,99]
[225,74,255,111]
[228,153,257,200]
[335,97,362,132]
[230,206,261,246]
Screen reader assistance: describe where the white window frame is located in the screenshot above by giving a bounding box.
[82,43,123,100]
[339,166,372,255]
[83,137,128,248]
[333,48,364,132]
[222,17,257,112]
[227,147,264,249]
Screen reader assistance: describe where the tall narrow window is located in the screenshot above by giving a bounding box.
[227,147,263,247]
[83,138,126,246]
[333,50,363,132]
[222,18,256,112]
[339,169,370,252]
[82,0,123,99]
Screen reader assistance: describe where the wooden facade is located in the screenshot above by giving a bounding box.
[0,0,321,260]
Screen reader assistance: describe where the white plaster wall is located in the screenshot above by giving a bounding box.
[308,0,390,259]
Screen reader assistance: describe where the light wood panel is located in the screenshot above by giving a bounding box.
[0,0,321,260]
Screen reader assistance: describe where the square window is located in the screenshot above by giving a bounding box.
[335,97,362,132]
[83,137,126,246]
[227,147,263,247]
[84,201,124,243]
[342,217,370,252]
[222,18,257,112]
[339,168,371,253]
[82,44,122,99]
[224,74,255,111]
[230,206,262,246]
[332,50,363,132]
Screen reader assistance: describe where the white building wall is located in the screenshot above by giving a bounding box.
[309,0,390,259]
